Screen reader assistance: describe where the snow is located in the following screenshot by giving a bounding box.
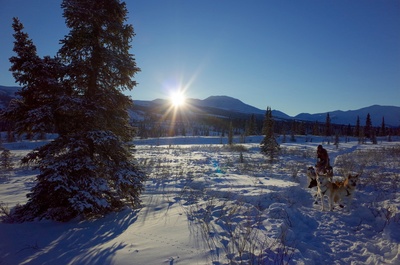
[1,135,399,264]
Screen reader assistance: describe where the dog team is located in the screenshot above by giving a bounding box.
[307,145,359,211]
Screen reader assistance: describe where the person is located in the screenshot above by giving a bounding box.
[316,145,330,174]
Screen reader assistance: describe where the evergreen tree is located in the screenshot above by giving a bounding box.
[260,107,279,162]
[228,121,234,145]
[290,120,297,142]
[312,121,319,136]
[371,128,377,144]
[249,114,257,135]
[346,124,352,137]
[334,131,340,149]
[325,113,331,137]
[358,126,365,144]
[355,116,360,137]
[5,0,145,222]
[365,113,372,139]
[245,114,257,136]
[380,117,386,136]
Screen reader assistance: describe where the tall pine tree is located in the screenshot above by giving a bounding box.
[260,107,279,162]
[325,113,331,137]
[365,113,372,139]
[380,117,386,136]
[354,116,360,137]
[5,0,145,222]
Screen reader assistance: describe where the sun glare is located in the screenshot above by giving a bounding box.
[170,91,186,107]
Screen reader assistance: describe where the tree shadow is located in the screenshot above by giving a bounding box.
[1,208,139,265]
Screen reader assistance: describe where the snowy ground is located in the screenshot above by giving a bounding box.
[0,135,399,264]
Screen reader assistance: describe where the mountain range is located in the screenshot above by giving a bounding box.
[1,85,399,127]
[133,95,399,127]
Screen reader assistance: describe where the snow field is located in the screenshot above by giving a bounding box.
[0,135,399,264]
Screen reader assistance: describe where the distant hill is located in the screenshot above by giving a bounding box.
[133,96,399,127]
[189,96,292,120]
[133,96,291,121]
[295,105,400,127]
[1,85,399,127]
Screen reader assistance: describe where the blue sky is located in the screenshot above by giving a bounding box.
[0,0,399,116]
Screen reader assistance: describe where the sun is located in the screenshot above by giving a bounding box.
[170,91,186,107]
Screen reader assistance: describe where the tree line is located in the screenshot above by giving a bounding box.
[131,110,398,141]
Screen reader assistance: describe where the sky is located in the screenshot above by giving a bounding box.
[0,0,399,116]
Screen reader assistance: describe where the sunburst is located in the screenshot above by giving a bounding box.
[170,90,186,108]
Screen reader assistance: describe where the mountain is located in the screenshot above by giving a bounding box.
[1,85,399,127]
[189,96,291,120]
[296,105,400,127]
[133,96,291,121]
[191,96,264,114]
[133,96,399,127]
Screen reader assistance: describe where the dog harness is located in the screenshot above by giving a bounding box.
[320,184,329,195]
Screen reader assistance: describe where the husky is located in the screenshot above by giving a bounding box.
[316,173,359,211]
[307,166,334,205]
[307,166,333,187]
[307,166,318,188]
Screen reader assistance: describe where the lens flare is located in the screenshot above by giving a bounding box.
[170,91,186,107]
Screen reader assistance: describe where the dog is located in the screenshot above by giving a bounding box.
[307,166,333,187]
[307,166,318,188]
[307,166,334,205]
[316,173,359,211]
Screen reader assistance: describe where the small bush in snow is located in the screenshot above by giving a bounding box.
[0,148,13,178]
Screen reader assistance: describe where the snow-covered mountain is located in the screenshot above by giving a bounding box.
[1,85,399,126]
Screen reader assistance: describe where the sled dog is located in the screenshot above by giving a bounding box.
[316,173,359,211]
[307,166,318,188]
[307,166,333,188]
[307,166,334,205]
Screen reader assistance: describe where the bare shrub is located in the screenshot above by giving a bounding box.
[0,202,14,222]
[183,194,295,265]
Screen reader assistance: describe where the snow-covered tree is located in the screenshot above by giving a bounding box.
[5,0,145,222]
[260,106,279,162]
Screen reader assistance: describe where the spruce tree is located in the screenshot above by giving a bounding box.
[354,116,360,137]
[380,117,386,137]
[325,113,331,137]
[260,107,279,162]
[228,121,234,145]
[365,113,372,139]
[312,121,319,136]
[5,0,145,222]
[248,114,257,135]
